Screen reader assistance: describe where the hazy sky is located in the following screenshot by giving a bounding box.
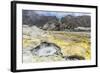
[34,11,90,18]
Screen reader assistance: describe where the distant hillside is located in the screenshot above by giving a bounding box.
[22,10,91,31]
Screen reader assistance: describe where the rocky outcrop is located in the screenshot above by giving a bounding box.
[43,20,61,31]
[23,25,45,37]
[31,42,62,56]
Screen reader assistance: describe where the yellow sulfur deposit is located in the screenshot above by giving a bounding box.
[46,31,91,60]
[23,30,91,62]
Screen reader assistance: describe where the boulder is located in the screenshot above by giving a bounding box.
[31,42,62,56]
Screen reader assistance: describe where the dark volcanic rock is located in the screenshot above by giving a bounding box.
[22,10,91,31]
[22,10,58,27]
[61,15,91,30]
[64,55,85,60]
